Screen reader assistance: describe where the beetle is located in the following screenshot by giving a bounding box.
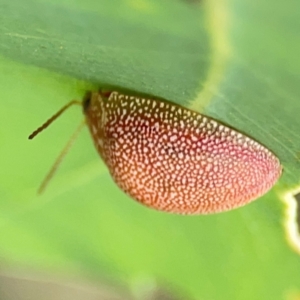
[29,90,282,214]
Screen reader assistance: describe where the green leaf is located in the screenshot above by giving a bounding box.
[0,0,300,299]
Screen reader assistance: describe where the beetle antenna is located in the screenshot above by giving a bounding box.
[28,100,81,140]
[37,119,86,194]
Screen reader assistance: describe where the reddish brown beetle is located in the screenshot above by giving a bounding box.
[29,90,282,214]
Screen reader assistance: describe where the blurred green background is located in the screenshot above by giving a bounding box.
[0,0,300,299]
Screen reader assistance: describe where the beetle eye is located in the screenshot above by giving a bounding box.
[82,92,92,113]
